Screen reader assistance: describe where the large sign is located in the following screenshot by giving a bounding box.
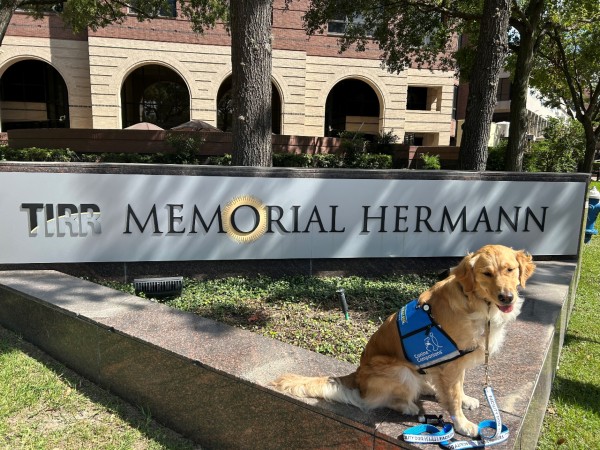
[0,171,587,263]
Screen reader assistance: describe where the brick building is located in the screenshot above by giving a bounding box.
[0,1,457,145]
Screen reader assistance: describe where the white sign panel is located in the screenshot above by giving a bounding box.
[0,172,586,263]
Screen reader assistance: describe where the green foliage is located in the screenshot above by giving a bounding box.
[310,153,345,168]
[301,0,466,73]
[272,152,312,168]
[60,0,174,33]
[0,146,78,162]
[207,154,232,166]
[419,153,441,170]
[272,151,391,169]
[486,118,585,173]
[338,130,371,159]
[347,153,392,169]
[163,133,206,164]
[529,1,600,172]
[84,152,156,164]
[334,131,391,168]
[0,145,390,169]
[375,130,399,146]
[486,140,507,171]
[524,118,585,173]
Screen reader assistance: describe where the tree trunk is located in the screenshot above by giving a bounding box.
[581,118,598,174]
[0,0,21,45]
[230,0,273,167]
[458,0,511,171]
[504,0,546,171]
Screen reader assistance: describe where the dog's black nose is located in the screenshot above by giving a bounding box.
[498,292,514,304]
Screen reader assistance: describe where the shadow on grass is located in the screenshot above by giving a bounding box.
[0,325,200,450]
[551,375,600,414]
[563,332,600,347]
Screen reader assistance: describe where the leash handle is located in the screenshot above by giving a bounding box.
[481,386,502,440]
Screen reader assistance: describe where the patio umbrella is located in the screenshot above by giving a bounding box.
[170,119,221,132]
[125,122,164,130]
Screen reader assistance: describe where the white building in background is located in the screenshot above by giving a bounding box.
[456,71,568,147]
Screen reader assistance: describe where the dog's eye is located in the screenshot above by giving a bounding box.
[507,268,514,273]
[483,272,493,277]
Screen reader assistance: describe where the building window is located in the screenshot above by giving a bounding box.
[407,87,428,110]
[452,85,458,119]
[0,60,69,130]
[327,14,372,36]
[404,133,424,146]
[407,86,443,111]
[129,0,176,18]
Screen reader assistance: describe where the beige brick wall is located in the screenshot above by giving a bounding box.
[0,36,92,130]
[1,35,455,144]
[305,56,396,137]
[88,37,231,129]
[405,68,456,144]
[273,50,307,136]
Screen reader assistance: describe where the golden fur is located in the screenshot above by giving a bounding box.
[271,244,536,437]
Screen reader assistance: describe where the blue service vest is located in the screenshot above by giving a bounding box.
[397,300,471,372]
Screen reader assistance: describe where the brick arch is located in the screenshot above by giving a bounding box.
[214,71,284,134]
[116,60,193,129]
[0,55,71,130]
[114,58,193,128]
[0,54,71,92]
[319,73,389,138]
[318,72,389,119]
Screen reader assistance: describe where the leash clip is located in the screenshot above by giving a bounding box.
[418,414,445,425]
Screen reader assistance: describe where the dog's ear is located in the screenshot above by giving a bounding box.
[516,250,536,287]
[452,253,476,294]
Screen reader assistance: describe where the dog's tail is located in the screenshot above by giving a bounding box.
[271,373,364,409]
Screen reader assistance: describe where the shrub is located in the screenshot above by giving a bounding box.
[206,154,232,166]
[311,153,345,168]
[346,153,392,169]
[420,153,441,170]
[0,144,390,169]
[376,130,399,145]
[524,118,584,173]
[0,146,77,162]
[486,118,585,172]
[486,140,507,171]
[273,153,312,167]
[164,133,206,165]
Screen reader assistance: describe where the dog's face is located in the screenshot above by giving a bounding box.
[453,245,536,313]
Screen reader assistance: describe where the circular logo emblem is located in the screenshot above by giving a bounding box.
[222,195,268,243]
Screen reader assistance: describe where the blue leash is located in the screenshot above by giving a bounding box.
[402,387,509,448]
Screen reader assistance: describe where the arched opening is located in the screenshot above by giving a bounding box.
[0,59,69,131]
[324,79,380,138]
[216,76,282,134]
[121,64,190,129]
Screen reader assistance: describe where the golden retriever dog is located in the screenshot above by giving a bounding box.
[272,244,535,437]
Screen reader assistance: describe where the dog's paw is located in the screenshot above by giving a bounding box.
[462,395,480,410]
[454,419,479,437]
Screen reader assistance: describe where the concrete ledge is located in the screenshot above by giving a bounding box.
[0,262,578,449]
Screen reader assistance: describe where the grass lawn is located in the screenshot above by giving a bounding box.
[0,328,199,450]
[536,184,600,449]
